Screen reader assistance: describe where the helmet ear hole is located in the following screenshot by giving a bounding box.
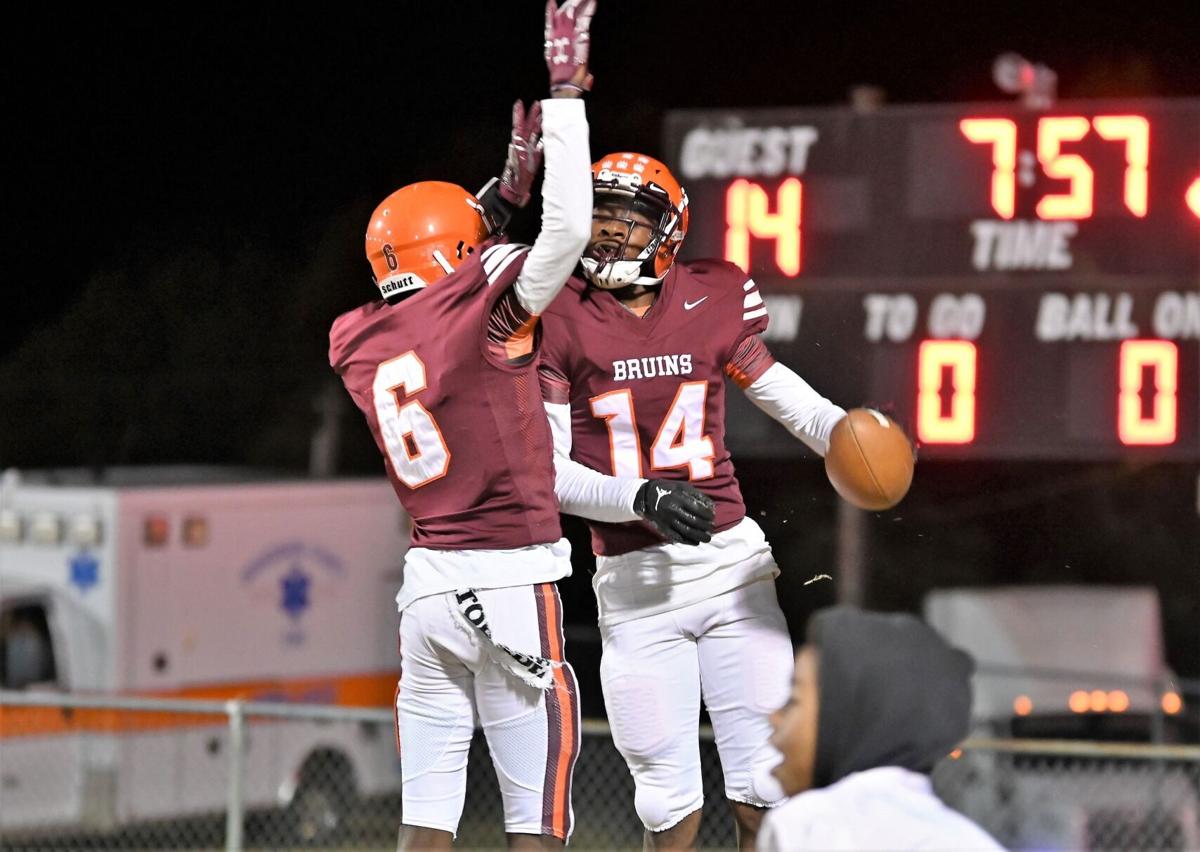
[456,240,466,259]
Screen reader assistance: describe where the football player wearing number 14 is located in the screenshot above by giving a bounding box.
[328,2,596,848]
[538,154,847,851]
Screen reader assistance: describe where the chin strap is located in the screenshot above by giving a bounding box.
[580,255,666,290]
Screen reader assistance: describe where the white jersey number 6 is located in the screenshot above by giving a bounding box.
[373,351,451,489]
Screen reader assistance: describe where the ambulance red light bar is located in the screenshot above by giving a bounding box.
[143,515,170,547]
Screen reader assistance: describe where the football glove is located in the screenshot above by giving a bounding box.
[635,479,716,546]
[544,0,595,93]
[498,100,543,208]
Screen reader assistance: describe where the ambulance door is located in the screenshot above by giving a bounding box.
[0,596,86,830]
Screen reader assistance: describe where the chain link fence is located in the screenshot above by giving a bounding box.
[934,739,1200,851]
[3,690,1199,851]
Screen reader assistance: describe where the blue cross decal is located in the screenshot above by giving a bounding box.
[280,565,311,619]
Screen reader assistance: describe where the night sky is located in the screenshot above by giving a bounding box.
[8,1,1200,353]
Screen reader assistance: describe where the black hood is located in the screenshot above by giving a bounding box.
[808,606,974,789]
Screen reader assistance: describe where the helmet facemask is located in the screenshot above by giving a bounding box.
[582,183,683,290]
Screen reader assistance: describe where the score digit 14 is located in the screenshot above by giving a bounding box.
[724,178,803,275]
[916,339,1179,447]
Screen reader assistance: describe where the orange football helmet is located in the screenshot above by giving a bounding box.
[582,152,689,289]
[365,181,492,300]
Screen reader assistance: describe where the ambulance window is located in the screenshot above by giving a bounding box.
[0,603,58,690]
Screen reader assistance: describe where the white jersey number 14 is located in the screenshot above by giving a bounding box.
[589,381,715,480]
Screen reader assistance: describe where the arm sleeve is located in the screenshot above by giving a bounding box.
[743,360,847,457]
[512,98,592,316]
[545,401,645,523]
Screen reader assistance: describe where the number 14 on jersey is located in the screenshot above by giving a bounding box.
[590,382,716,480]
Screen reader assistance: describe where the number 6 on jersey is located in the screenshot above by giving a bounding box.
[373,351,451,488]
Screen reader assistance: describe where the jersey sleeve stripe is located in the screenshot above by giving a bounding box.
[482,244,520,276]
[482,243,522,276]
[481,241,516,263]
[486,246,529,286]
[743,307,769,321]
[743,292,764,309]
[743,278,758,291]
[479,243,508,269]
[725,362,752,388]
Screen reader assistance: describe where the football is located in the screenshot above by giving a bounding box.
[825,409,915,510]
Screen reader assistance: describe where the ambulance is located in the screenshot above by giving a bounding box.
[0,468,408,839]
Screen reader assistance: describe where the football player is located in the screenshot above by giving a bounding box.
[538,153,847,850]
[329,3,595,848]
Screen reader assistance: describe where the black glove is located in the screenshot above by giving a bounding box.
[634,479,716,546]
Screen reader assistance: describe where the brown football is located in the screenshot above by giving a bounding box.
[825,409,915,510]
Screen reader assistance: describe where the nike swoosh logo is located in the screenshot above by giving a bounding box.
[683,297,708,310]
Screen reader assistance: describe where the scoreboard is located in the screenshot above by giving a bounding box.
[663,99,1200,460]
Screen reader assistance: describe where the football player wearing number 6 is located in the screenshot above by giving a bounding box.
[328,3,596,848]
[537,154,847,851]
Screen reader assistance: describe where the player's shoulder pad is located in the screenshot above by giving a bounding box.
[328,300,385,371]
[680,258,766,320]
[680,258,756,298]
[541,273,590,318]
[478,240,531,287]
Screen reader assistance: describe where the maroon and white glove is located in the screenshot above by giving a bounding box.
[499,100,543,208]
[544,0,596,94]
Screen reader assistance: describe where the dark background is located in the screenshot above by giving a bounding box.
[5,3,1198,688]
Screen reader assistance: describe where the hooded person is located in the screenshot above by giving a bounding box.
[757,606,1002,851]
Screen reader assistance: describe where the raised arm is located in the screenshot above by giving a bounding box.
[483,1,594,366]
[475,99,544,236]
[510,0,596,315]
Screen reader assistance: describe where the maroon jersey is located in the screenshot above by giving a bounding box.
[540,259,772,556]
[330,241,561,551]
